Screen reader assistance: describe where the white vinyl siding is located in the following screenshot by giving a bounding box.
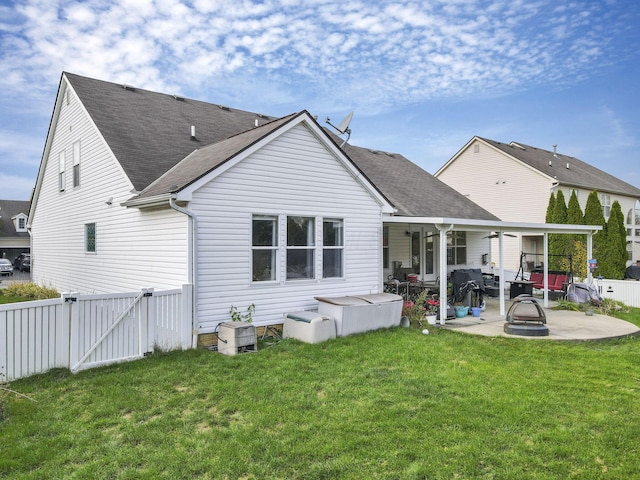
[30,80,188,293]
[189,123,384,331]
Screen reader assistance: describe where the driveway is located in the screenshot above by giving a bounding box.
[0,269,31,288]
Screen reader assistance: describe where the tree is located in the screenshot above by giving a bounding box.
[549,190,569,270]
[545,192,556,223]
[583,190,606,277]
[566,191,586,278]
[600,201,627,279]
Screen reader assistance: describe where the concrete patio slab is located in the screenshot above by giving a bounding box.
[439,297,640,341]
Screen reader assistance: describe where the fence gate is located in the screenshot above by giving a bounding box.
[67,288,156,373]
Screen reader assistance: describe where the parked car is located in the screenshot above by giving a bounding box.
[13,253,29,269]
[0,258,14,276]
[13,253,30,272]
[20,256,31,272]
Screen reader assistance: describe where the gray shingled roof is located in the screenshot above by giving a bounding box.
[65,72,499,221]
[480,137,640,197]
[66,73,277,192]
[343,143,499,219]
[0,200,30,239]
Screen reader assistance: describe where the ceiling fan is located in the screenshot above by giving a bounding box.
[482,232,517,239]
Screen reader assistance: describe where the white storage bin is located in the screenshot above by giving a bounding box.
[315,293,403,337]
[283,311,336,344]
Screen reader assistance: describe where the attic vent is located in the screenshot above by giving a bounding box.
[218,105,231,111]
[122,84,136,91]
[384,152,396,158]
[257,113,269,119]
[369,150,380,154]
[173,95,185,101]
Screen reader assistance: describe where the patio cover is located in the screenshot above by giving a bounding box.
[383,216,602,320]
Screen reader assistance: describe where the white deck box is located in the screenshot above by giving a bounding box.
[314,293,403,337]
[283,311,336,344]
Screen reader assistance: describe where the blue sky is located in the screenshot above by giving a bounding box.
[1,0,639,201]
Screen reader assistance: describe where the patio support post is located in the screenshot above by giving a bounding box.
[498,233,506,315]
[436,223,454,324]
[586,232,594,284]
[543,232,549,308]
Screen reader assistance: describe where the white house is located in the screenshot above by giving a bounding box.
[435,136,640,273]
[29,74,601,333]
[0,200,30,263]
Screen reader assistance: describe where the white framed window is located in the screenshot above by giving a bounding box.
[73,140,81,188]
[58,151,65,191]
[287,216,315,280]
[85,222,96,253]
[599,193,611,218]
[322,218,344,278]
[447,231,467,265]
[252,215,278,282]
[382,226,389,269]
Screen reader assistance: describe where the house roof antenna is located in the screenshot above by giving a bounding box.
[325,111,354,149]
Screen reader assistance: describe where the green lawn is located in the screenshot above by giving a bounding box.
[2,311,639,479]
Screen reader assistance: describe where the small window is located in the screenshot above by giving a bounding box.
[323,218,343,278]
[447,231,467,265]
[18,217,26,230]
[382,226,389,269]
[58,151,65,191]
[287,216,315,280]
[73,141,81,188]
[599,193,611,218]
[252,215,278,282]
[85,223,96,253]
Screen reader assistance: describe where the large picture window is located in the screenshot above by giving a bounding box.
[447,231,466,265]
[252,215,278,282]
[287,216,315,280]
[323,218,343,278]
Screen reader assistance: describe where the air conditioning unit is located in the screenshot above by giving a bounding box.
[217,322,257,356]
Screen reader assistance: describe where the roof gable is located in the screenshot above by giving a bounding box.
[480,137,640,197]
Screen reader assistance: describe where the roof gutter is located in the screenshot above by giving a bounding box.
[169,195,198,349]
[122,193,173,208]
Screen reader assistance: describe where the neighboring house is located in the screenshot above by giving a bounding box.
[29,74,600,333]
[435,136,640,274]
[0,199,30,263]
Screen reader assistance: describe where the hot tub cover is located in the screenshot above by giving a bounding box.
[314,293,402,305]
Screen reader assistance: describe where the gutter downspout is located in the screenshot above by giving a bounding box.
[169,196,198,349]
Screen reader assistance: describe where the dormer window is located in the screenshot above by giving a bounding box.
[13,213,28,232]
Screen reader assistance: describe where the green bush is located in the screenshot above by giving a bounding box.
[1,282,59,300]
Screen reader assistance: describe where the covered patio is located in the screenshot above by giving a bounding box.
[383,217,603,321]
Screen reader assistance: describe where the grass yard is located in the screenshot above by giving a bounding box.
[2,312,640,479]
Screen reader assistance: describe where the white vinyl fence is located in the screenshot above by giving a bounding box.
[598,279,640,308]
[1,285,193,382]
